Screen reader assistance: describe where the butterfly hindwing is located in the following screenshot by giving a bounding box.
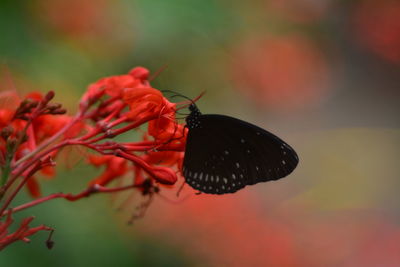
[183,114,298,194]
[183,123,246,194]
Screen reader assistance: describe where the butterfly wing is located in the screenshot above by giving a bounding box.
[183,114,299,194]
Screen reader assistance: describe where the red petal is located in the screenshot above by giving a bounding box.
[149,166,177,185]
[26,177,41,198]
[129,67,149,81]
[40,166,55,178]
[88,155,112,166]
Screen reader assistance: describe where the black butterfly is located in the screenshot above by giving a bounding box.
[182,104,299,195]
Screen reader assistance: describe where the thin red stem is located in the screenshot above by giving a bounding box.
[1,184,139,217]
[87,115,157,143]
[0,161,42,216]
[5,141,67,192]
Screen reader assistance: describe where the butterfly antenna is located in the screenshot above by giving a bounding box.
[192,91,206,103]
[149,64,168,82]
[161,90,195,104]
[162,90,206,113]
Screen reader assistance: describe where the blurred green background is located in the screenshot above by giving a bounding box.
[1,0,399,266]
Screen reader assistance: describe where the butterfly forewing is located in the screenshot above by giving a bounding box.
[183,114,298,194]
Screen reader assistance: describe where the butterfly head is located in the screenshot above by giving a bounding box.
[186,104,202,129]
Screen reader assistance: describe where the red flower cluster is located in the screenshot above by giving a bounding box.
[0,67,187,250]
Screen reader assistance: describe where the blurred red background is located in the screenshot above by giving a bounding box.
[1,0,399,266]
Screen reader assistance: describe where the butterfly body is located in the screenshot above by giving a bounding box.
[182,104,298,195]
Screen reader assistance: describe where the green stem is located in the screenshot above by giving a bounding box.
[1,141,16,187]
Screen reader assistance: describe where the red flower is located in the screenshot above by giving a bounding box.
[144,151,183,167]
[0,67,187,250]
[0,110,14,129]
[123,87,170,121]
[137,150,184,185]
[129,66,150,82]
[33,115,84,141]
[0,210,52,251]
[148,113,186,150]
[26,176,41,198]
[88,155,128,186]
[87,67,150,99]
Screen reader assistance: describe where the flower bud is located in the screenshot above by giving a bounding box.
[1,126,14,140]
[129,67,149,81]
[149,166,177,185]
[51,108,67,115]
[44,91,55,102]
[26,101,39,109]
[6,137,17,150]
[47,103,62,110]
[17,99,37,114]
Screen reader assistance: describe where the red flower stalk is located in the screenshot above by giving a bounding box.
[0,209,53,251]
[0,67,188,250]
